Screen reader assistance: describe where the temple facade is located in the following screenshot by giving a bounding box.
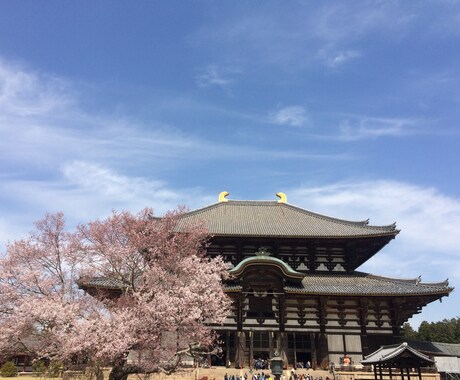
[176,192,452,369]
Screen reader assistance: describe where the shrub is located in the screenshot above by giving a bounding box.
[46,360,63,378]
[0,361,18,377]
[32,360,47,377]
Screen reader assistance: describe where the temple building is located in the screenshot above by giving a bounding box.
[175,192,452,369]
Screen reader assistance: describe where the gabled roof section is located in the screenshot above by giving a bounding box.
[361,342,435,365]
[177,200,399,238]
[229,253,305,282]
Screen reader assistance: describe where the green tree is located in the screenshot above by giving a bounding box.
[0,361,18,377]
[401,322,417,339]
[417,317,460,343]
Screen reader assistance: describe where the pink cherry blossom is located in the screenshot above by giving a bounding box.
[0,209,230,380]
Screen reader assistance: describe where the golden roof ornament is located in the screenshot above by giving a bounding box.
[219,191,229,202]
[276,192,287,203]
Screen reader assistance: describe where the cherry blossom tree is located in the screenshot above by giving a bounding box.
[0,209,230,380]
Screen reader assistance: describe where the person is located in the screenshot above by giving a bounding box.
[306,361,311,370]
[343,354,350,366]
[225,374,228,380]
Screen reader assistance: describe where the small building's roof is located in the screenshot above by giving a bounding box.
[284,272,452,296]
[78,276,126,294]
[361,342,435,366]
[404,340,460,357]
[177,200,398,238]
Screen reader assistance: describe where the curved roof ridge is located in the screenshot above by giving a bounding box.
[368,274,452,289]
[184,200,397,230]
[280,202,396,230]
[418,278,451,288]
[176,199,400,238]
[229,254,305,281]
[285,271,453,297]
[368,273,422,284]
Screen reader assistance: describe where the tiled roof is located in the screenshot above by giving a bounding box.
[177,200,398,238]
[284,272,452,296]
[78,276,125,290]
[361,342,435,365]
[404,340,460,357]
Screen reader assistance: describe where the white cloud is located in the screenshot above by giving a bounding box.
[0,58,71,116]
[289,180,460,278]
[338,116,419,140]
[196,64,237,89]
[270,106,309,127]
[317,47,362,68]
[0,162,212,245]
[191,2,419,71]
[288,180,460,325]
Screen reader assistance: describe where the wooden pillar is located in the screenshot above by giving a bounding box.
[406,367,411,380]
[237,294,243,331]
[400,367,405,380]
[374,364,378,380]
[278,295,286,332]
[389,367,393,380]
[379,364,383,380]
[293,332,298,365]
[249,330,254,368]
[269,331,274,358]
[310,333,317,369]
[391,299,403,337]
[235,331,246,368]
[235,293,245,368]
[226,331,230,367]
[277,294,288,366]
[277,332,288,368]
[317,297,329,368]
[359,298,369,355]
[417,367,422,380]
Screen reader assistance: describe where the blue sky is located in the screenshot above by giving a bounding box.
[0,1,459,327]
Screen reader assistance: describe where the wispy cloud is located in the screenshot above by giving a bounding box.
[288,180,460,325]
[317,47,362,68]
[290,180,460,274]
[196,64,240,89]
[269,106,309,127]
[190,2,421,71]
[0,161,213,246]
[0,58,72,117]
[338,116,420,141]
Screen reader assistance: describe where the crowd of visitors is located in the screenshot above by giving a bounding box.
[253,358,269,370]
[223,371,330,380]
[224,368,331,380]
[294,361,311,369]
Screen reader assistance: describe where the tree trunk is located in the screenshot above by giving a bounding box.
[108,365,127,380]
[108,362,139,380]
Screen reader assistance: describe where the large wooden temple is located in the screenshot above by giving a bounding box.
[175,192,452,369]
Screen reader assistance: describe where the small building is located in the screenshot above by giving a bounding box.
[361,342,435,380]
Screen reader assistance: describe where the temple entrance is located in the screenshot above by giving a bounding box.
[295,352,311,367]
[287,332,312,367]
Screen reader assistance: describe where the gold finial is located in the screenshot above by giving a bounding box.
[219,191,230,202]
[276,192,287,203]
